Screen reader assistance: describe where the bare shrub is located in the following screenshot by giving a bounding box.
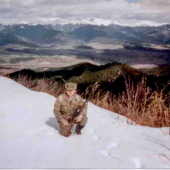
[11,74,64,97]
[13,74,36,89]
[85,76,170,127]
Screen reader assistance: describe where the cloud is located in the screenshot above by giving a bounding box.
[0,0,169,25]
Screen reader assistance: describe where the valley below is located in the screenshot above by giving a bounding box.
[0,42,170,75]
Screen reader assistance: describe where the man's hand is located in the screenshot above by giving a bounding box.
[75,115,83,123]
[62,120,69,126]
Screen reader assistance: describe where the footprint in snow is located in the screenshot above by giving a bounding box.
[97,150,109,157]
[25,131,34,136]
[84,127,95,134]
[130,157,141,168]
[92,135,101,140]
[97,150,122,161]
[107,141,119,149]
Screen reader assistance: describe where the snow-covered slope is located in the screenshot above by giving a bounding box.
[0,76,170,168]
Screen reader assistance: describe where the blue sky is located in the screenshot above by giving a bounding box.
[0,0,169,26]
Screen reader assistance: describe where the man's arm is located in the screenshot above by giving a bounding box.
[53,97,65,123]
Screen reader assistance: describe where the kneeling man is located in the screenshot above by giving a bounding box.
[53,82,88,137]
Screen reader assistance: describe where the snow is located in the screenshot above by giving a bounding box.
[131,64,158,69]
[39,17,115,26]
[0,76,170,168]
[3,17,168,27]
[39,61,51,64]
[38,17,167,27]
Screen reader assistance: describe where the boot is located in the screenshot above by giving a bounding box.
[75,124,84,135]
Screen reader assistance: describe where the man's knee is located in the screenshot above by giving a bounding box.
[59,123,71,137]
[59,128,66,136]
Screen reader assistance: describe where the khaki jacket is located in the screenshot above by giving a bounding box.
[53,93,88,123]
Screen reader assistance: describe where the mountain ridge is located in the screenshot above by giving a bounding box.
[1,23,170,45]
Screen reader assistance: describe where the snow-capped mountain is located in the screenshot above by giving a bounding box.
[1,21,170,46]
[32,17,118,26]
[55,18,117,26]
[37,17,168,27]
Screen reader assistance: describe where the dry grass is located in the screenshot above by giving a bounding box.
[3,74,64,97]
[84,77,170,127]
[3,74,170,128]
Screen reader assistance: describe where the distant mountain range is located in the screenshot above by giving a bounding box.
[1,23,170,66]
[0,23,170,46]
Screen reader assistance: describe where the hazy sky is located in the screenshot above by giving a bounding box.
[0,0,170,25]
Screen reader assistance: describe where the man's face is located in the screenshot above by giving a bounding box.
[66,90,76,97]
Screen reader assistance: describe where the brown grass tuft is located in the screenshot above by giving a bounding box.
[11,74,64,97]
[85,76,170,127]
